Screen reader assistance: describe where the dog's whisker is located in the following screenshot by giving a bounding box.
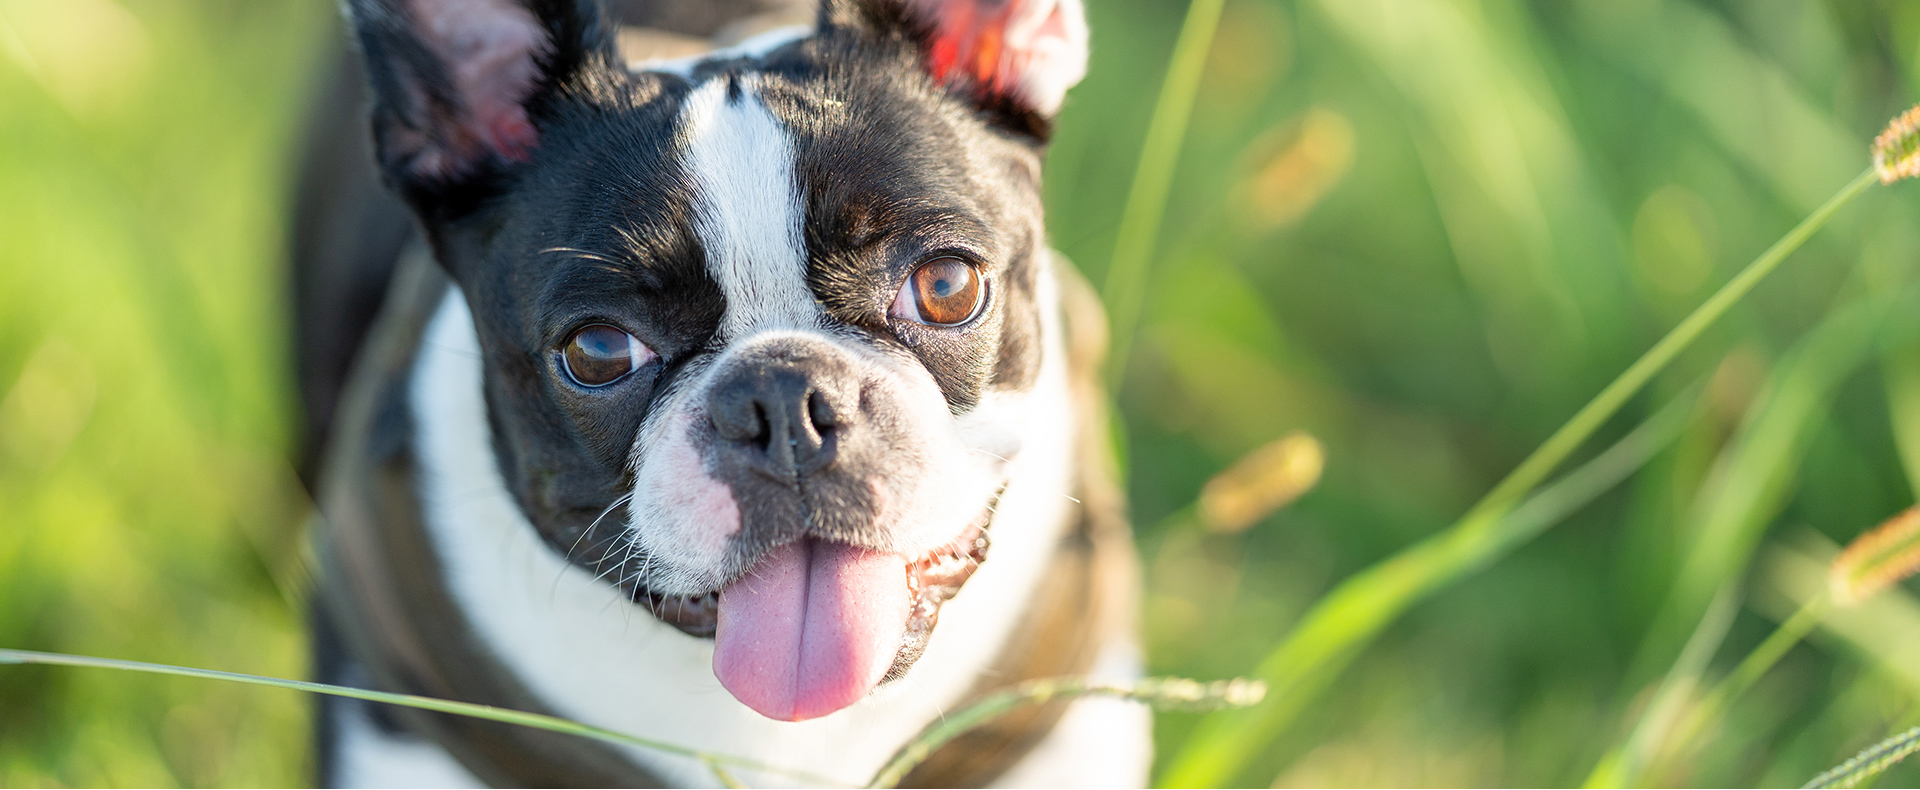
[553,494,636,597]
[898,673,950,727]
[568,493,635,562]
[538,246,627,271]
[590,554,631,585]
[587,542,621,576]
[587,545,629,585]
[968,448,1013,464]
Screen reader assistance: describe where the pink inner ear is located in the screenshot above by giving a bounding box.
[409,0,551,176]
[909,0,1087,117]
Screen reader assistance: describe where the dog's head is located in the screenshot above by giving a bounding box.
[345,0,1088,721]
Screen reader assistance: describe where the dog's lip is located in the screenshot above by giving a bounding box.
[634,500,1000,655]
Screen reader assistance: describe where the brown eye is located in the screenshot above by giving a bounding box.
[562,324,652,388]
[892,257,984,326]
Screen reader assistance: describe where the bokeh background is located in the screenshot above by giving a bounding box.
[6,0,1920,786]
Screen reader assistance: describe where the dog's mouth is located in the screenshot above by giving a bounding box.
[636,509,993,722]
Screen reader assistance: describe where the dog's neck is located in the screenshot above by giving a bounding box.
[315,246,1133,786]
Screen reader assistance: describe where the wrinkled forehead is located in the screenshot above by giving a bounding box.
[478,30,1046,398]
[672,71,817,341]
[601,35,1029,317]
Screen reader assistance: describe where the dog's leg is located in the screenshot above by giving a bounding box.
[985,640,1155,788]
[313,599,480,789]
[326,695,484,789]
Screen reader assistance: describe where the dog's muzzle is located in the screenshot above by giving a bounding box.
[625,334,1007,721]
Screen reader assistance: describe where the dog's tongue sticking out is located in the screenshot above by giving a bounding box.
[713,540,910,721]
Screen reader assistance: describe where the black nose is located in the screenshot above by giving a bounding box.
[707,355,853,481]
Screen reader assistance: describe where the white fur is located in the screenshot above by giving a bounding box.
[903,0,1088,116]
[680,77,818,339]
[378,270,1137,786]
[1000,0,1090,117]
[624,404,744,582]
[629,75,1007,595]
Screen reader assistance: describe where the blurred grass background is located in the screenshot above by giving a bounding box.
[5,0,1920,786]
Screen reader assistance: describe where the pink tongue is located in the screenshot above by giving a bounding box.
[713,540,910,721]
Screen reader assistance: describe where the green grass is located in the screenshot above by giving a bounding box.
[8,0,1920,786]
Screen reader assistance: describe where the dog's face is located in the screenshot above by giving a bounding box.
[347,0,1088,721]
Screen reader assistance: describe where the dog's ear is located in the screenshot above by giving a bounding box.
[822,0,1088,135]
[345,0,615,214]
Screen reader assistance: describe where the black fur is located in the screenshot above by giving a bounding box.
[299,0,1091,781]
[330,0,1053,603]
[292,18,1072,726]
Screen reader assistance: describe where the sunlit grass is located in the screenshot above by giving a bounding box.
[1164,168,1881,788]
[9,0,1920,787]
[0,0,327,784]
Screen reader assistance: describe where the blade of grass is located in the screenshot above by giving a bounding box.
[1624,593,1830,785]
[1098,0,1226,390]
[704,757,749,790]
[1761,536,1920,789]
[1590,257,1920,786]
[1885,343,1920,496]
[1164,374,1703,786]
[1162,168,1877,788]
[868,675,1264,789]
[1805,726,1920,788]
[1625,288,1894,697]
[0,649,843,788]
[0,648,1265,790]
[1762,536,1920,696]
[1583,582,1743,788]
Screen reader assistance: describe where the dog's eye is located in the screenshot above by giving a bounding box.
[562,325,652,387]
[892,257,985,327]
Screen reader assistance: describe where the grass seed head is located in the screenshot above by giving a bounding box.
[1237,108,1356,231]
[1831,506,1920,606]
[1873,106,1920,184]
[1199,431,1326,533]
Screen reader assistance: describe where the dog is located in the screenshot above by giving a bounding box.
[291,0,1148,785]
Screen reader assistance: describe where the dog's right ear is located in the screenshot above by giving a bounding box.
[345,0,615,215]
[820,0,1088,137]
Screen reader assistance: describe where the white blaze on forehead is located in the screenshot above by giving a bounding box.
[679,77,818,339]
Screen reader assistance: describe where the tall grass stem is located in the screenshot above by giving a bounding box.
[1583,582,1744,787]
[1805,725,1920,788]
[0,648,843,787]
[1162,168,1878,787]
[0,648,1262,790]
[1715,596,1828,709]
[1098,0,1226,391]
[868,675,1262,788]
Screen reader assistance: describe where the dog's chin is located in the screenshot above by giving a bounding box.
[631,502,996,721]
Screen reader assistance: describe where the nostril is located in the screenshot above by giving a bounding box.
[706,357,853,479]
[807,390,837,434]
[710,383,770,444]
[751,402,772,450]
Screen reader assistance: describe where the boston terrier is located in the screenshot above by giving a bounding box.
[293,0,1149,785]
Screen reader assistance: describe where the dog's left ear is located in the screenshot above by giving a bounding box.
[824,0,1088,135]
[345,0,615,214]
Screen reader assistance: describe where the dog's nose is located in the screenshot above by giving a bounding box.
[707,357,852,480]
